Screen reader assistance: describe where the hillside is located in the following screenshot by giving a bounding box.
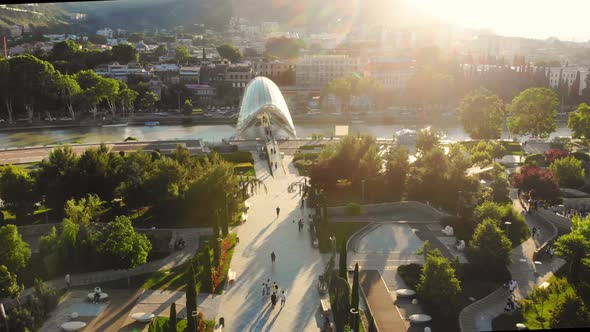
[0,4,68,31]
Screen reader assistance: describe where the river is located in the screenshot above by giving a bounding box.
[0,122,573,149]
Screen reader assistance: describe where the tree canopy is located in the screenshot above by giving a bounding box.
[507,87,559,138]
[0,224,31,273]
[264,37,307,59]
[416,253,461,317]
[95,215,152,269]
[568,103,590,139]
[0,165,39,219]
[111,43,139,64]
[216,43,243,62]
[550,156,585,188]
[466,218,512,280]
[458,88,505,139]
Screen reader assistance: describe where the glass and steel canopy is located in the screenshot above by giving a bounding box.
[236,77,296,138]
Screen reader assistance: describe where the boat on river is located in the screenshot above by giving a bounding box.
[102,122,128,127]
[144,121,160,126]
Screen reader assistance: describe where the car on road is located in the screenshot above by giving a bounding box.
[59,117,73,121]
[203,113,213,117]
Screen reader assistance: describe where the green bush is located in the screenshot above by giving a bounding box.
[219,151,254,164]
[441,216,478,244]
[525,153,546,166]
[345,202,361,216]
[293,152,319,162]
[572,152,590,163]
[398,263,422,289]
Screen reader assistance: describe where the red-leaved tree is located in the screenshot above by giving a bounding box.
[544,149,569,164]
[512,165,561,202]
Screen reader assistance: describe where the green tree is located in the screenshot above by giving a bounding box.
[138,91,158,112]
[384,145,409,200]
[507,87,559,138]
[458,88,505,139]
[0,224,31,272]
[550,293,590,328]
[416,254,461,317]
[323,77,352,113]
[95,216,152,269]
[168,300,177,332]
[174,45,190,64]
[0,265,22,298]
[339,239,348,279]
[87,34,107,45]
[111,43,139,64]
[155,44,168,57]
[216,43,243,62]
[264,37,307,59]
[466,218,512,279]
[489,163,512,203]
[186,263,197,332]
[416,127,441,154]
[50,40,80,62]
[550,156,585,188]
[568,103,590,139]
[554,232,590,283]
[127,33,145,43]
[183,99,193,113]
[201,245,213,293]
[0,165,38,219]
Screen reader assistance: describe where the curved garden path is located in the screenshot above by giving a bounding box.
[458,189,567,331]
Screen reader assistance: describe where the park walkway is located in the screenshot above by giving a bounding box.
[359,270,407,331]
[459,189,566,331]
[1,228,206,310]
[216,153,327,331]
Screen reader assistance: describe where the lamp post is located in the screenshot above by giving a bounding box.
[361,179,366,202]
[504,221,512,239]
[329,236,336,258]
[350,308,359,332]
[191,310,198,332]
[216,237,223,266]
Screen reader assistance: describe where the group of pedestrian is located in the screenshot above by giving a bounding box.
[504,296,518,312]
[262,279,286,308]
[505,279,518,297]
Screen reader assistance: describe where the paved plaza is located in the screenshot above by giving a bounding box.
[216,153,329,331]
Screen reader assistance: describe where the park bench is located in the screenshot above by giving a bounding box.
[320,296,332,316]
[228,269,237,283]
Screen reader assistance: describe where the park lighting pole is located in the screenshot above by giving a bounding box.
[457,191,463,217]
[350,308,359,332]
[361,179,366,202]
[216,237,223,266]
[329,236,336,258]
[504,222,512,238]
[191,310,198,332]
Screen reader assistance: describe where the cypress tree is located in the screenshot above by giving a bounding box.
[339,239,348,279]
[351,263,360,310]
[201,245,213,293]
[185,263,197,332]
[168,302,177,332]
[351,264,360,332]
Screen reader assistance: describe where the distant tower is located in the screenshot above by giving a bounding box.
[202,48,206,60]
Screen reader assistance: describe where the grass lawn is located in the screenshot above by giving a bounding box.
[2,207,53,224]
[456,140,524,156]
[148,317,215,332]
[519,277,576,329]
[318,222,366,253]
[234,162,256,177]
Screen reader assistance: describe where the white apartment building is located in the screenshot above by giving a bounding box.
[364,57,415,91]
[253,59,295,77]
[97,28,114,39]
[296,55,362,90]
[547,66,589,95]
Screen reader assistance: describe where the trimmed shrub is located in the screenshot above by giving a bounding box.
[524,153,545,166]
[398,263,422,289]
[441,216,478,244]
[345,203,361,216]
[219,151,254,164]
[544,148,569,164]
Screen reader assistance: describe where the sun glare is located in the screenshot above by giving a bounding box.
[407,0,589,40]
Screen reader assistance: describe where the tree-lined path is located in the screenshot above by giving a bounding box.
[216,153,327,331]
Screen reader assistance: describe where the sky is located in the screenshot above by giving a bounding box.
[406,0,589,41]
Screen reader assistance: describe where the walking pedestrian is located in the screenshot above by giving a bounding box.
[271,292,277,307]
[531,227,537,239]
[65,274,71,289]
[265,280,271,295]
[273,282,279,293]
[281,290,286,307]
[262,283,266,297]
[275,162,278,170]
[537,228,541,240]
[549,246,555,258]
[276,206,280,217]
[301,198,305,209]
[271,251,276,264]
